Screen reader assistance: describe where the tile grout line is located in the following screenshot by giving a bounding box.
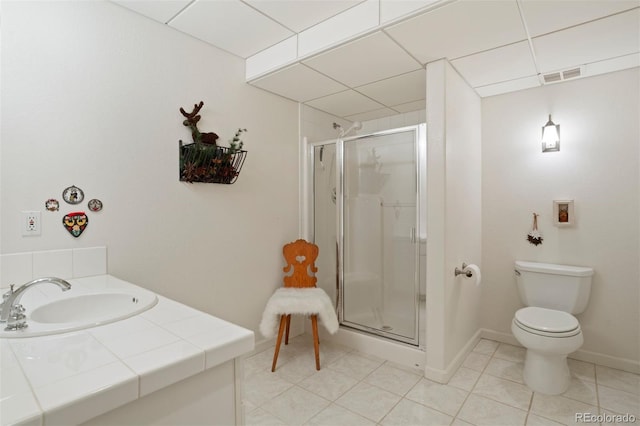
[594,365,602,417]
[245,337,639,426]
[449,342,499,423]
[523,390,535,426]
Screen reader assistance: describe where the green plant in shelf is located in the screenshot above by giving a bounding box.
[178,101,247,184]
[228,128,247,154]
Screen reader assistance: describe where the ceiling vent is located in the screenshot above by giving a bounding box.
[541,67,583,85]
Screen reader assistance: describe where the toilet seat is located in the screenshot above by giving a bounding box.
[514,307,581,338]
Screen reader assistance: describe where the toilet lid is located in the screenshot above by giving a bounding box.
[515,307,579,333]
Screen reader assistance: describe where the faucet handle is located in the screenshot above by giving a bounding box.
[0,286,12,314]
[4,284,14,296]
[5,304,27,331]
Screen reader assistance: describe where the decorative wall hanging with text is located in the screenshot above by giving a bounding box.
[178,101,247,184]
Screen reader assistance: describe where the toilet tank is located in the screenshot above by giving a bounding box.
[515,261,594,314]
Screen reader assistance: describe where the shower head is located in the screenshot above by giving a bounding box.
[345,121,362,135]
[333,121,363,137]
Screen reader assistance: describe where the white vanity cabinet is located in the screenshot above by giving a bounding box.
[0,275,254,426]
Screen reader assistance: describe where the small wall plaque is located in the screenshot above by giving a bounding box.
[88,199,103,212]
[62,185,84,205]
[553,200,574,226]
[63,211,88,237]
[45,199,59,212]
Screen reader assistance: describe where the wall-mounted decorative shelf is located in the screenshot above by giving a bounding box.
[177,101,248,184]
[179,142,247,184]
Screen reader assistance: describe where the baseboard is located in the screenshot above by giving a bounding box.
[254,327,639,375]
[250,337,274,356]
[424,329,483,384]
[570,348,640,374]
[480,328,640,374]
[479,328,520,347]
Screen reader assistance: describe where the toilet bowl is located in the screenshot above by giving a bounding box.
[512,261,593,395]
[512,307,583,394]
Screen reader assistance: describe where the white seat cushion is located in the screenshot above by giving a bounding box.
[260,287,339,338]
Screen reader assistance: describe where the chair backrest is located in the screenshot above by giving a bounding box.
[282,239,319,288]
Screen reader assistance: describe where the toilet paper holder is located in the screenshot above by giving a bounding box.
[454,263,473,277]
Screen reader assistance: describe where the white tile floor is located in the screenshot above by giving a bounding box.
[242,336,640,426]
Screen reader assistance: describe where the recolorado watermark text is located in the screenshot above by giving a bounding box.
[575,412,637,423]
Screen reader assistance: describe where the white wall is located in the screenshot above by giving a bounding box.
[481,68,640,369]
[426,60,482,380]
[1,1,300,333]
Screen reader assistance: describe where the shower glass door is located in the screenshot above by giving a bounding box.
[341,127,420,344]
[312,125,424,346]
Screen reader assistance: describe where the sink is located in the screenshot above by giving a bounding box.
[31,293,153,323]
[0,286,158,338]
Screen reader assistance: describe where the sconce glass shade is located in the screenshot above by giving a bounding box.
[542,114,560,152]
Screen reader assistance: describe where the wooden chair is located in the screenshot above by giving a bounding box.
[259,239,339,372]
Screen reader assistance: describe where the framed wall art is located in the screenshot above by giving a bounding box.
[553,200,574,226]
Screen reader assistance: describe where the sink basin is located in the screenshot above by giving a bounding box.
[0,285,158,338]
[31,293,153,324]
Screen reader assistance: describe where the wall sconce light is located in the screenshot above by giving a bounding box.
[542,114,560,152]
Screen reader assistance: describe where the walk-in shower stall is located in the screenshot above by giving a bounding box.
[311,124,426,347]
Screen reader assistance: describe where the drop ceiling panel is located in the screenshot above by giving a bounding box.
[380,0,438,24]
[475,75,541,98]
[169,0,293,58]
[245,0,365,33]
[533,9,640,73]
[246,36,297,80]
[345,107,400,122]
[519,1,639,37]
[305,90,385,117]
[385,0,527,63]
[451,41,537,88]
[250,64,347,102]
[356,69,426,106]
[112,0,191,24]
[303,32,421,87]
[298,0,379,57]
[585,52,640,78]
[391,100,426,113]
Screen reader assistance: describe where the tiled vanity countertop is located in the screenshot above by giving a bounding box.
[0,275,255,426]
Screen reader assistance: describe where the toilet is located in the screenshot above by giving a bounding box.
[511,261,594,395]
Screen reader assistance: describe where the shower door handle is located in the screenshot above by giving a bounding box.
[410,227,416,243]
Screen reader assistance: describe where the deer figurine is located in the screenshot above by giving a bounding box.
[179,101,219,145]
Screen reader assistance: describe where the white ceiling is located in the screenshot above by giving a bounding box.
[112,0,640,120]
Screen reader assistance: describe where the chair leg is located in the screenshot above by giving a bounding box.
[311,314,320,370]
[284,314,291,345]
[271,315,287,372]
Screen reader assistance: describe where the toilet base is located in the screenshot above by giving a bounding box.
[523,350,571,395]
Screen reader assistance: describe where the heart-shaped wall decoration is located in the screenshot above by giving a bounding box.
[63,211,88,238]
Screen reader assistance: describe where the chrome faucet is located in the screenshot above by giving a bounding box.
[0,277,71,331]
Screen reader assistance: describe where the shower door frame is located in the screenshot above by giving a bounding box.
[309,124,426,347]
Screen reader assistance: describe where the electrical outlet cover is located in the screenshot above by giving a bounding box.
[21,211,41,236]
